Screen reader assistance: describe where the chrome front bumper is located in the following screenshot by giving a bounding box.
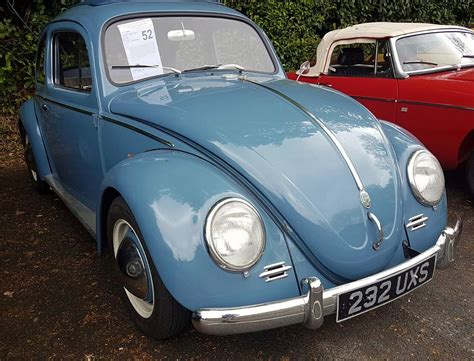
[192,217,463,335]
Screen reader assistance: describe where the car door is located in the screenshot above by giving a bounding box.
[315,39,398,122]
[35,22,102,210]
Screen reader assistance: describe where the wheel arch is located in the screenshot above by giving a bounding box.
[96,186,122,254]
[96,149,300,311]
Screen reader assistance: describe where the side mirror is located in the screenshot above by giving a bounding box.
[296,60,311,81]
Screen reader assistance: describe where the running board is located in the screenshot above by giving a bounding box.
[44,175,96,237]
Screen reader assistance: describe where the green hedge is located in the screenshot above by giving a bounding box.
[0,0,76,115]
[225,0,473,70]
[1,0,472,115]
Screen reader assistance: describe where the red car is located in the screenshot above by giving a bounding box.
[289,23,474,195]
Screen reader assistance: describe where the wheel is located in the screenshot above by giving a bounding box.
[107,196,190,339]
[22,132,50,194]
[467,154,474,198]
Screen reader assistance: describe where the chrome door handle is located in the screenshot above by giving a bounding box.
[41,104,49,112]
[368,212,384,250]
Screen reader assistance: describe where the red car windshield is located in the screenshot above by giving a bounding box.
[396,31,474,73]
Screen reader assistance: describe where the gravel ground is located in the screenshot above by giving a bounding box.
[0,142,472,360]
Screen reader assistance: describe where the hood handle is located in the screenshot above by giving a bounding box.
[368,212,384,250]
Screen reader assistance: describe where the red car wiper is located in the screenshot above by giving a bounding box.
[403,60,438,66]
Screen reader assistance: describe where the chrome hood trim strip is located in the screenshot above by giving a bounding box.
[241,77,366,193]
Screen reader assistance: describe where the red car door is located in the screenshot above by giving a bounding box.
[396,71,473,170]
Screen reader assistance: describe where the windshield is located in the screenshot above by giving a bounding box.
[104,16,276,84]
[396,31,474,73]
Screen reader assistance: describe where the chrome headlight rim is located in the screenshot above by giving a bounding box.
[205,197,266,272]
[407,149,445,206]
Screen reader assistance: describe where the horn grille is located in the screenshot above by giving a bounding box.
[259,262,292,282]
[406,214,428,231]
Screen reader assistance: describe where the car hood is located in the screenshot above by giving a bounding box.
[110,76,403,281]
[405,68,474,110]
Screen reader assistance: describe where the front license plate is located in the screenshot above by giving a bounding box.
[337,255,436,322]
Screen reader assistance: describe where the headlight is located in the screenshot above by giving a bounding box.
[205,198,265,271]
[407,150,445,206]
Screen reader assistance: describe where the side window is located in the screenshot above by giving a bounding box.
[54,32,92,91]
[36,36,46,84]
[328,40,393,78]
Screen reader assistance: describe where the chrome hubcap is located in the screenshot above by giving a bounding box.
[116,236,148,299]
[113,219,154,318]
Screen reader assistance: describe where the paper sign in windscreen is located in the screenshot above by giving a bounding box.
[118,18,163,80]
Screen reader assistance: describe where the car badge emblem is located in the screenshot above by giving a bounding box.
[360,190,371,208]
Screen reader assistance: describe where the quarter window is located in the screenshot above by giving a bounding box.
[328,40,393,78]
[36,36,46,84]
[54,32,92,91]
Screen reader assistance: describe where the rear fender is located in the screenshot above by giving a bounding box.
[97,149,301,310]
[18,99,51,179]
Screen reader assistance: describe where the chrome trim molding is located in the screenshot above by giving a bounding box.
[259,262,292,282]
[204,197,265,272]
[242,77,366,193]
[192,217,462,335]
[397,99,474,112]
[353,95,397,103]
[406,214,428,231]
[44,175,96,236]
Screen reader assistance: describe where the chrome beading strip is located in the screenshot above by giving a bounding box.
[242,78,365,192]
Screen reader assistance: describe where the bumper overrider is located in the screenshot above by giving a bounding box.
[192,217,463,335]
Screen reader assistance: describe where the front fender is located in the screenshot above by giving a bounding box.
[98,149,300,310]
[381,121,447,261]
[19,99,51,180]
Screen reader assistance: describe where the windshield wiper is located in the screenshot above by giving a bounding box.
[182,64,221,73]
[182,63,246,73]
[112,64,182,74]
[403,60,438,66]
[462,54,474,58]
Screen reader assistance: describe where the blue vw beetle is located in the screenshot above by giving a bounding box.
[19,0,463,339]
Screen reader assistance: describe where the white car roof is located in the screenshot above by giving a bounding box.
[308,22,471,76]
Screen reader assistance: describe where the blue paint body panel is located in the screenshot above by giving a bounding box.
[100,150,300,309]
[19,99,52,180]
[19,0,449,311]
